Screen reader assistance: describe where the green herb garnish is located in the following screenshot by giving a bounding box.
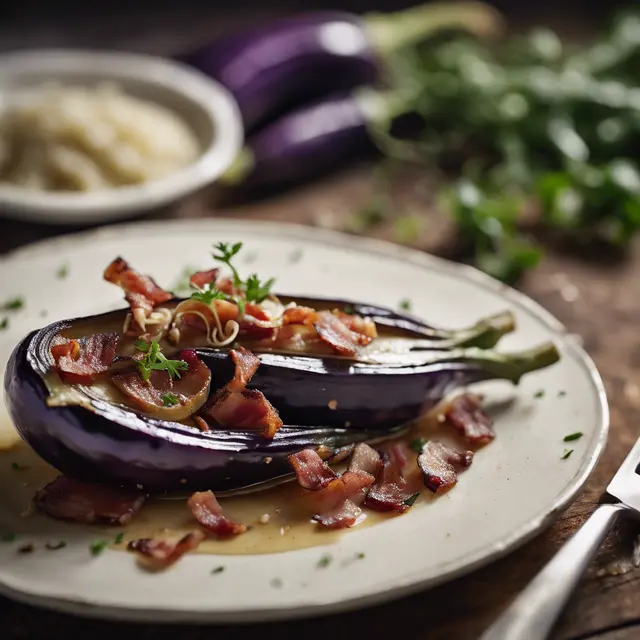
[11,462,28,471]
[409,437,426,453]
[89,539,109,556]
[114,532,124,545]
[134,339,188,383]
[355,552,365,560]
[1,532,16,542]
[561,449,574,460]
[0,297,24,311]
[564,432,583,442]
[343,304,356,315]
[56,263,69,279]
[399,299,412,312]
[317,554,332,568]
[211,566,226,574]
[190,284,228,306]
[161,393,179,407]
[402,492,420,507]
[45,541,66,550]
[0,318,8,330]
[534,390,545,398]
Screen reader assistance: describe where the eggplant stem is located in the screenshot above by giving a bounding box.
[364,1,506,58]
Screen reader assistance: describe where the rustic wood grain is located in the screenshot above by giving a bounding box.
[2,4,639,639]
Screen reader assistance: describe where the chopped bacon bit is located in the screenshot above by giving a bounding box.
[52,332,118,384]
[128,531,205,570]
[440,393,495,446]
[282,306,317,325]
[314,310,367,356]
[205,388,283,438]
[313,498,362,530]
[418,441,474,493]
[188,491,247,536]
[197,347,283,438]
[215,276,236,296]
[333,311,378,341]
[34,476,147,525]
[348,443,383,477]
[104,257,172,334]
[288,449,337,490]
[189,268,220,290]
[228,347,260,392]
[363,447,415,514]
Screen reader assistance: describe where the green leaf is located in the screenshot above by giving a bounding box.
[161,392,179,407]
[564,432,583,442]
[0,297,24,312]
[399,298,412,312]
[561,449,574,460]
[402,492,420,507]
[90,539,109,556]
[409,437,426,453]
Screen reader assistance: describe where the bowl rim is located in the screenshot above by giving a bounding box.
[0,48,244,223]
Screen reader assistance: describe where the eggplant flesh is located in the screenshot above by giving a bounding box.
[4,295,560,494]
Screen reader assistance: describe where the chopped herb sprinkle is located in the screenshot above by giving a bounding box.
[1,532,16,542]
[343,304,356,315]
[355,552,365,560]
[135,339,188,383]
[534,390,545,398]
[114,532,124,545]
[409,437,426,453]
[561,449,574,460]
[0,296,24,311]
[0,318,7,330]
[403,492,420,507]
[317,554,332,568]
[564,432,583,442]
[11,462,28,471]
[211,566,225,574]
[161,392,179,407]
[56,263,69,279]
[89,539,109,556]
[399,299,412,312]
[45,541,66,550]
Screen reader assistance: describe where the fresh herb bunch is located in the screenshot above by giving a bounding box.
[367,10,640,283]
[134,339,188,383]
[189,242,276,313]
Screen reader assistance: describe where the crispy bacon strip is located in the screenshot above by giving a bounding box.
[282,306,317,325]
[349,442,383,477]
[128,531,205,571]
[198,347,283,438]
[288,447,379,529]
[332,311,378,341]
[51,332,118,384]
[418,441,474,493]
[440,393,495,445]
[289,448,337,490]
[313,310,368,356]
[188,491,247,536]
[104,257,172,334]
[189,268,220,290]
[34,476,147,525]
[363,446,416,514]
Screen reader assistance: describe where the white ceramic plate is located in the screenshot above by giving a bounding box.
[0,219,607,623]
[0,50,243,224]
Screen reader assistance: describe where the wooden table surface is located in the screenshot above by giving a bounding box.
[2,4,640,639]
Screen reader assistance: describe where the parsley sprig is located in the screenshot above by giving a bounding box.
[188,242,276,315]
[135,339,188,383]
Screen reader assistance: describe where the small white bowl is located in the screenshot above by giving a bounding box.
[0,49,244,225]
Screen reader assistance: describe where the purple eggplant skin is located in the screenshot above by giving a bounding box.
[178,3,505,131]
[4,330,410,494]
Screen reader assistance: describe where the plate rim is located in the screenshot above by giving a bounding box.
[0,218,609,623]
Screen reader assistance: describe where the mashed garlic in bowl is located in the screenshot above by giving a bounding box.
[0,49,243,224]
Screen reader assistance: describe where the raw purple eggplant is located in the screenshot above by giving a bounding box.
[179,2,504,130]
[219,88,408,189]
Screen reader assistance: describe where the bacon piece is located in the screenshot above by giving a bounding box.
[332,311,378,341]
[440,393,495,445]
[52,332,118,384]
[418,441,474,493]
[313,310,367,356]
[198,347,283,438]
[104,257,172,334]
[34,476,147,525]
[227,347,260,392]
[348,443,383,477]
[189,268,220,290]
[128,531,205,570]
[288,449,376,529]
[188,491,247,536]
[363,447,416,513]
[282,306,317,325]
[289,448,337,490]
